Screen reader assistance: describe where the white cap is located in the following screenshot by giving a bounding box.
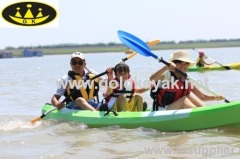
[71,52,85,60]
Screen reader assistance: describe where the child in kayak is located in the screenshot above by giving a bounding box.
[196,51,215,67]
[150,50,225,110]
[104,63,148,112]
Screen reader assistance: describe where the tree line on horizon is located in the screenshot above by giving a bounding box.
[4,38,240,50]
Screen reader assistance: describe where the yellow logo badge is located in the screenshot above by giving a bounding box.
[2,2,57,26]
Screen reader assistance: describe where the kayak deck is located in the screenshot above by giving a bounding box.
[188,62,240,72]
[42,100,240,132]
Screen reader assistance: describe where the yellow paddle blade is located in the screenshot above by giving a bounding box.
[147,40,160,46]
[31,116,42,124]
[125,48,133,54]
[30,107,57,124]
[125,40,160,54]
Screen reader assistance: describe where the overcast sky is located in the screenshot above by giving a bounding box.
[0,0,240,49]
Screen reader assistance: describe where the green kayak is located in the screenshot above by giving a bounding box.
[188,62,240,72]
[41,100,240,132]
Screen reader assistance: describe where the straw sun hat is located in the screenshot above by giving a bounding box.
[170,50,195,67]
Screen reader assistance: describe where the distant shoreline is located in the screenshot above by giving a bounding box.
[4,41,240,57]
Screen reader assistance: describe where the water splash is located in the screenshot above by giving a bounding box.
[0,118,41,132]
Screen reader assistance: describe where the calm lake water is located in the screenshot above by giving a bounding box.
[1,47,240,159]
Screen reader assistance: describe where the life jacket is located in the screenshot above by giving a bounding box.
[106,76,135,109]
[151,71,191,109]
[64,70,99,104]
[196,57,204,67]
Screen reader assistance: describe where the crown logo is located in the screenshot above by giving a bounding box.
[2,2,57,26]
[9,3,49,25]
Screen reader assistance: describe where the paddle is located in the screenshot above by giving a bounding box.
[84,40,159,76]
[118,30,230,103]
[125,40,160,54]
[192,48,231,70]
[30,40,160,124]
[118,30,187,77]
[85,40,160,78]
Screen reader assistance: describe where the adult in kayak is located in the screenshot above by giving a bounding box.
[196,51,216,67]
[104,63,148,112]
[51,52,100,111]
[150,50,225,110]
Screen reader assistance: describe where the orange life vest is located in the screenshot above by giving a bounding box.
[157,71,191,107]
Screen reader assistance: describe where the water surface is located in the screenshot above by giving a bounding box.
[1,47,240,158]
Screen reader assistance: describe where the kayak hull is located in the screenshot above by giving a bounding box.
[188,62,240,72]
[41,100,240,132]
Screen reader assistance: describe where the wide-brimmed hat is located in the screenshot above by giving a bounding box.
[71,52,85,60]
[170,50,195,67]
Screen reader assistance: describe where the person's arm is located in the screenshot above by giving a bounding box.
[150,62,176,81]
[135,88,149,93]
[150,66,168,81]
[191,85,225,101]
[51,94,64,110]
[51,75,68,110]
[201,59,215,66]
[199,59,206,66]
[206,62,216,65]
[105,67,114,96]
